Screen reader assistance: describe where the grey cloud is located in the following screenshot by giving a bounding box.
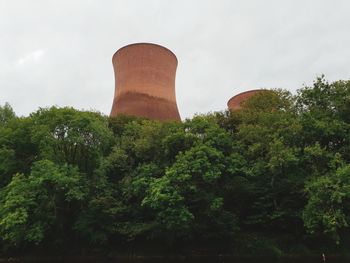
[1,0,350,119]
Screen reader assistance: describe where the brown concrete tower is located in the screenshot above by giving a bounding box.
[110,43,181,121]
[227,89,266,111]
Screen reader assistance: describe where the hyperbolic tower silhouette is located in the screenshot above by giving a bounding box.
[110,43,181,121]
[227,89,266,111]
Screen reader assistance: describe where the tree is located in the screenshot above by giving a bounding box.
[30,107,113,174]
[0,102,16,126]
[0,160,86,247]
[303,164,350,243]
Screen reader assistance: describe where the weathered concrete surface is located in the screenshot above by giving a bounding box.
[227,89,266,111]
[110,43,181,121]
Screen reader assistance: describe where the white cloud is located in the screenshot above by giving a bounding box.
[16,49,45,65]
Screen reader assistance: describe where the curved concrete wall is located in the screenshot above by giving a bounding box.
[110,43,181,121]
[227,89,266,110]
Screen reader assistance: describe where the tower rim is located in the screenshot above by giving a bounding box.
[112,42,178,64]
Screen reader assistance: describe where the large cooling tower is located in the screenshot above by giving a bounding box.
[227,89,265,110]
[110,43,181,121]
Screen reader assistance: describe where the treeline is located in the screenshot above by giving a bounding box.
[1,77,350,256]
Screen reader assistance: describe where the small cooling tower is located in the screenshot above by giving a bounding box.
[227,89,266,110]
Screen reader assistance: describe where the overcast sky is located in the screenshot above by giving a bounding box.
[1,0,350,119]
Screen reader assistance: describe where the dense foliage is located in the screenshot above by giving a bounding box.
[1,77,350,256]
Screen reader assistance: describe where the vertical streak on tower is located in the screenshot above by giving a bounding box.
[110,43,181,121]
